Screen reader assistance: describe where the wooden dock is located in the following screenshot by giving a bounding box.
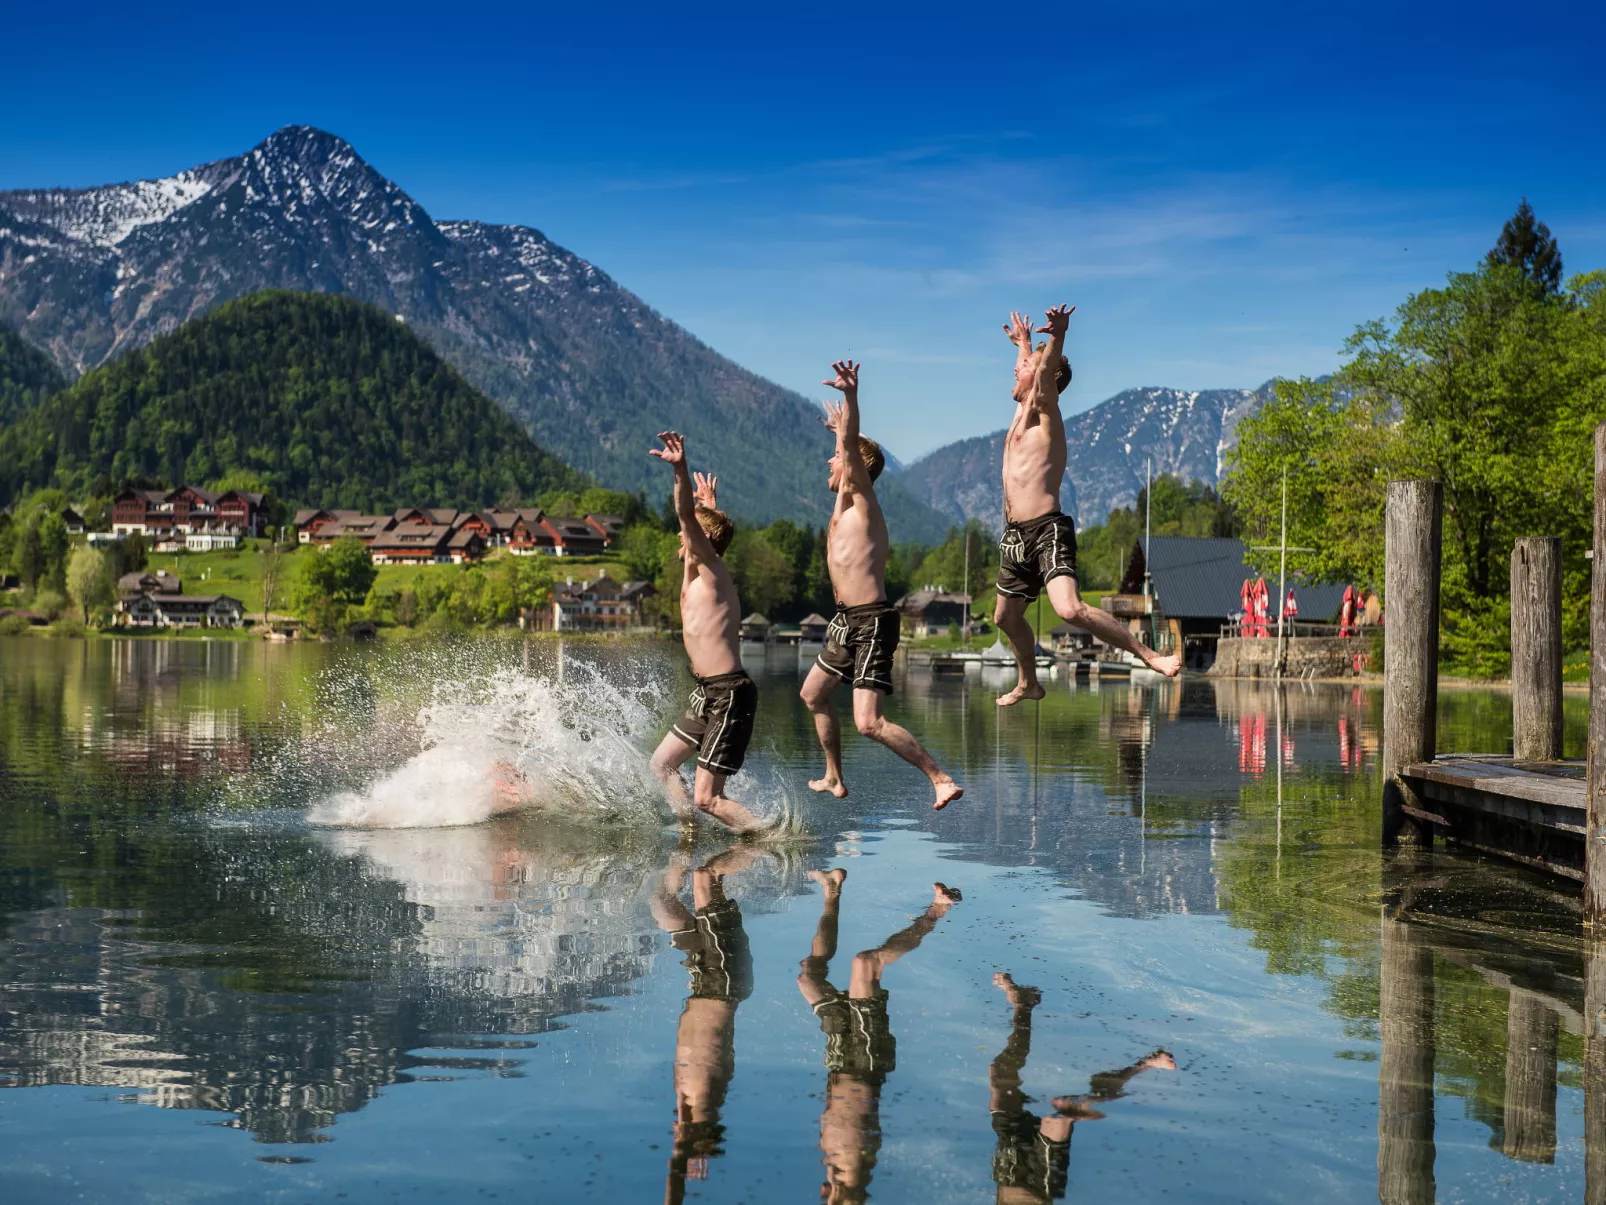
[1401,756,1586,881]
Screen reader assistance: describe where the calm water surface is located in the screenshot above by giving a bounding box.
[0,638,1592,1203]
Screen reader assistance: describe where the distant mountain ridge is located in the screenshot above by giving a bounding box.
[899,383,1274,533]
[0,126,950,541]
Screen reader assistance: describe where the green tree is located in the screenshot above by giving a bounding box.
[911,521,995,596]
[1223,262,1606,677]
[1223,379,1392,590]
[66,546,115,623]
[726,531,795,617]
[11,519,43,590]
[36,513,69,592]
[1487,198,1563,295]
[295,537,377,624]
[503,555,552,623]
[617,523,677,583]
[116,531,149,576]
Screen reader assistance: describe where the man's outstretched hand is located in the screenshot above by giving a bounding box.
[820,398,847,433]
[650,430,686,466]
[693,471,718,509]
[1036,304,1075,336]
[822,359,859,395]
[1003,311,1034,348]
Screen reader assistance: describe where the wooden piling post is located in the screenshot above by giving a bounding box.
[1378,897,1436,1204]
[1501,989,1558,1163]
[1510,537,1563,761]
[1383,480,1442,845]
[1590,425,1606,926]
[1587,937,1606,1205]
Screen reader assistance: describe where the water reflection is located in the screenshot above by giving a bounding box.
[987,972,1176,1204]
[798,870,961,1203]
[653,843,758,1202]
[0,638,1600,1202]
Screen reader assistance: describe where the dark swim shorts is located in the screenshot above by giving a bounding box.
[670,894,754,1003]
[815,601,899,694]
[991,1109,1072,1200]
[996,511,1079,601]
[814,986,897,1085]
[671,671,758,775]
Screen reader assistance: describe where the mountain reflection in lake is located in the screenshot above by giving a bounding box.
[0,638,1593,1202]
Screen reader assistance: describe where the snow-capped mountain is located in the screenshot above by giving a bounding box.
[899,383,1274,533]
[0,126,948,537]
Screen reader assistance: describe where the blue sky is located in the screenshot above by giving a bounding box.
[3,1,1602,461]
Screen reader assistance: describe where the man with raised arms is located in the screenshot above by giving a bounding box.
[800,360,963,810]
[647,432,766,834]
[995,306,1181,705]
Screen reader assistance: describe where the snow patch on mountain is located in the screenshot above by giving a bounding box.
[3,172,215,248]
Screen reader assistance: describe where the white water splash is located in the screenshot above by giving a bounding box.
[304,647,672,829]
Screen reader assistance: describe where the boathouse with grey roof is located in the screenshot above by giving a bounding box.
[1111,536,1348,670]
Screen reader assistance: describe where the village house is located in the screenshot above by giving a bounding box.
[545,571,654,631]
[487,508,555,554]
[739,613,772,642]
[368,524,457,565]
[185,531,238,552]
[308,514,394,545]
[288,502,626,560]
[541,516,608,557]
[115,569,244,629]
[893,589,972,637]
[118,570,183,596]
[292,509,362,542]
[113,486,265,539]
[583,514,625,547]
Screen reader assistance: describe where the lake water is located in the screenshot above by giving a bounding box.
[0,637,1593,1203]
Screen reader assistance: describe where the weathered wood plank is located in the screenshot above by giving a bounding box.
[1413,780,1586,835]
[1406,762,1586,813]
[1383,480,1443,846]
[1588,422,1606,926]
[1512,537,1564,763]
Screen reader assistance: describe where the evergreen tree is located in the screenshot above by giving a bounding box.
[1487,198,1564,295]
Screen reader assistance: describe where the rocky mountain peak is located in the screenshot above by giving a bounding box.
[0,128,955,538]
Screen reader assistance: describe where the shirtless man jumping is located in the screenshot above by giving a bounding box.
[995,306,1181,705]
[800,360,963,810]
[647,432,766,834]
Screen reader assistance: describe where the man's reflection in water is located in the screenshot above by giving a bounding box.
[797,868,963,1204]
[651,843,760,1205]
[989,972,1176,1204]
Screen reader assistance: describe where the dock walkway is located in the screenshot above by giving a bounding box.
[1401,756,1585,881]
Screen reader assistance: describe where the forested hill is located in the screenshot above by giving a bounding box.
[0,324,67,424]
[0,291,585,510]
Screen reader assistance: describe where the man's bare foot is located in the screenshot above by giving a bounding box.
[1050,1097,1107,1121]
[931,881,962,914]
[992,971,1041,1008]
[996,681,1047,707]
[932,778,964,810]
[809,775,848,799]
[808,867,847,894]
[1144,651,1183,677]
[1140,1049,1178,1071]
